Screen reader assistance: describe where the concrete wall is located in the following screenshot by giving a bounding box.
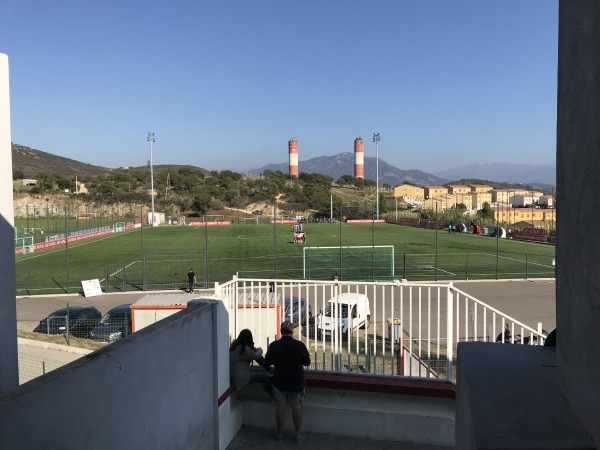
[186,299,240,450]
[234,305,279,350]
[0,53,18,394]
[557,1,600,444]
[0,302,226,450]
[240,383,455,447]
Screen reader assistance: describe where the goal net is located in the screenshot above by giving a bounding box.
[23,227,44,235]
[243,217,258,224]
[303,245,395,281]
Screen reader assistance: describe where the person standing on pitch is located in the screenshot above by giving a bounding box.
[264,321,311,444]
[187,267,196,293]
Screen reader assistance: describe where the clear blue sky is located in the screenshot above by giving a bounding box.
[1,1,558,174]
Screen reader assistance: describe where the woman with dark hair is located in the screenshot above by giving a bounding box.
[229,329,273,398]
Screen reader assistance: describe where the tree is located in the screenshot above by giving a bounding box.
[192,191,212,214]
[12,168,24,180]
[477,202,495,222]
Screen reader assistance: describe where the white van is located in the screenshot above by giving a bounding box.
[316,292,371,337]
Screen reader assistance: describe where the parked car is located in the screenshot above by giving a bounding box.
[33,306,102,338]
[89,304,132,343]
[316,292,371,339]
[284,297,312,327]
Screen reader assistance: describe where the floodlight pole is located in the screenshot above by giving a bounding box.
[339,204,343,280]
[373,133,381,219]
[147,132,155,226]
[274,199,278,279]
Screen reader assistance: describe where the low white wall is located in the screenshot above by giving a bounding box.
[0,301,224,450]
[240,384,455,447]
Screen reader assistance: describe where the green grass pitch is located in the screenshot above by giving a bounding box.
[15,222,556,295]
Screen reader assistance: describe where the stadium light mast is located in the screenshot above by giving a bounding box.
[147,132,155,226]
[373,133,381,219]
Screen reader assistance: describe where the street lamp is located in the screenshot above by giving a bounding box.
[147,132,155,226]
[373,133,381,219]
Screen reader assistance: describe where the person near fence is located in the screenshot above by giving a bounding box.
[264,320,311,444]
[187,267,196,293]
[229,329,273,399]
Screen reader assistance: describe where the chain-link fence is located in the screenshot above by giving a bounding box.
[18,352,70,385]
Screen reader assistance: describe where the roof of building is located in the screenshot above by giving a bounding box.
[131,292,199,307]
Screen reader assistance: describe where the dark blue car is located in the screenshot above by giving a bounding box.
[89,304,132,343]
[33,306,102,338]
[284,297,312,327]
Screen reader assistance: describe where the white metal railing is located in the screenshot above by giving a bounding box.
[215,277,548,381]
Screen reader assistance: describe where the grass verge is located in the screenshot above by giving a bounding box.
[17,329,106,351]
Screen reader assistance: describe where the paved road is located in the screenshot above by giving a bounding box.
[454,279,555,332]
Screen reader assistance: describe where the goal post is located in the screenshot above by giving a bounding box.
[303,245,395,281]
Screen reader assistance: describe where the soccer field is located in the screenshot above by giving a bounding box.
[14,222,556,295]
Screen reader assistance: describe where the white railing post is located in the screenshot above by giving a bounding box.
[333,281,342,372]
[446,283,454,380]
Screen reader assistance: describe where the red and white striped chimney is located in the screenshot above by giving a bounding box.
[354,137,364,179]
[289,138,299,178]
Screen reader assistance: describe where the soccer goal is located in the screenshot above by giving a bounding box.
[15,236,34,254]
[243,217,258,224]
[204,215,226,223]
[113,222,126,233]
[303,245,395,281]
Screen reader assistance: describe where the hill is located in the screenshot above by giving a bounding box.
[12,143,111,178]
[12,143,210,179]
[131,163,210,176]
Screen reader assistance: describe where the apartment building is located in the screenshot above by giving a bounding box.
[469,184,493,193]
[446,184,471,195]
[393,183,425,203]
[423,185,448,199]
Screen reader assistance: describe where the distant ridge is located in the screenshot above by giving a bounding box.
[11,142,555,189]
[435,162,556,186]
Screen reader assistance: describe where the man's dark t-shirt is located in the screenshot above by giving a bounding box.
[265,335,311,392]
[187,270,195,283]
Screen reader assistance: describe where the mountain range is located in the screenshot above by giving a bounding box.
[11,143,555,188]
[434,162,555,186]
[250,152,449,187]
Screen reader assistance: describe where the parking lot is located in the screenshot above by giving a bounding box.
[16,279,556,338]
